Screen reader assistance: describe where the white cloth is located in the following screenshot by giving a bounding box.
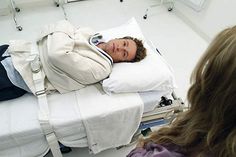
[75,85,144,154]
[0,84,146,156]
[0,94,49,157]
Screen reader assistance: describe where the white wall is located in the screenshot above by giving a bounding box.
[0,0,10,16]
[0,0,53,16]
[0,0,9,9]
[174,0,236,42]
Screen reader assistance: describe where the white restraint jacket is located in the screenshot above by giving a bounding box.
[8,20,113,94]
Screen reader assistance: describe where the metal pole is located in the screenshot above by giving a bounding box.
[9,0,22,31]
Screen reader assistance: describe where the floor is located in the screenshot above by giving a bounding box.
[0,0,208,156]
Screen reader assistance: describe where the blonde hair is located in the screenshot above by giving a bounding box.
[143,26,236,157]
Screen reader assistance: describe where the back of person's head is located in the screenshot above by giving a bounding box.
[187,25,236,157]
[142,26,236,157]
[122,36,146,62]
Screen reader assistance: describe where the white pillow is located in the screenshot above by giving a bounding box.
[99,18,145,42]
[99,18,177,94]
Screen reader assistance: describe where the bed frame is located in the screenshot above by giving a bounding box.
[58,91,186,154]
[141,92,185,130]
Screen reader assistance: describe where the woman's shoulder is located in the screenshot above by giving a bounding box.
[127,142,185,157]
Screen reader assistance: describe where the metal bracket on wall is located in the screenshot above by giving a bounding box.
[143,0,175,20]
[54,0,68,21]
[9,0,68,31]
[9,0,22,31]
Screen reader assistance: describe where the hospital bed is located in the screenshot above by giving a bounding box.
[0,88,184,157]
[0,18,185,157]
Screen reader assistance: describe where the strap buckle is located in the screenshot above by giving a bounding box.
[35,89,46,96]
[29,54,41,73]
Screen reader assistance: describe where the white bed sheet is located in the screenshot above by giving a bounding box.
[0,84,169,157]
[0,94,48,157]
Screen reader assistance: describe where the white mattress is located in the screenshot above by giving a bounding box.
[0,85,170,157]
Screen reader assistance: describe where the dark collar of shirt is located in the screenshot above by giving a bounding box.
[89,33,113,65]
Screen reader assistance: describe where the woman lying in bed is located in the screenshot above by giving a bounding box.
[0,20,146,101]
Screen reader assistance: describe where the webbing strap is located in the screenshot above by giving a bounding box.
[30,43,63,157]
[37,93,63,157]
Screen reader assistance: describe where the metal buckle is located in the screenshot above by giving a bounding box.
[35,89,46,96]
[30,55,41,73]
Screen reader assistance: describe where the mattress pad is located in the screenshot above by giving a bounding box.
[0,91,87,157]
[0,84,167,157]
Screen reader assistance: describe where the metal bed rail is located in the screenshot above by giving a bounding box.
[140,91,185,129]
[120,91,186,148]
